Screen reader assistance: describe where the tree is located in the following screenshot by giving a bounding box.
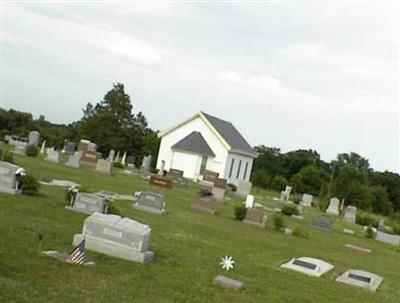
[336,152,371,172]
[371,186,393,215]
[283,149,321,180]
[290,165,329,196]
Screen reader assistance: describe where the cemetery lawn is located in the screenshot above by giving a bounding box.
[1,154,399,303]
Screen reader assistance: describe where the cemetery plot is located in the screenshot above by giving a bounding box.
[336,270,383,292]
[132,191,166,215]
[73,213,154,263]
[150,175,173,189]
[281,257,334,277]
[310,216,333,233]
[243,208,267,228]
[65,193,107,215]
[191,197,217,215]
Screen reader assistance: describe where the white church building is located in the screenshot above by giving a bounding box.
[156,112,257,185]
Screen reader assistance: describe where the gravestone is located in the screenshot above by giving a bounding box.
[212,178,227,202]
[87,142,97,152]
[14,142,27,156]
[245,195,254,208]
[40,140,46,154]
[375,231,400,245]
[66,152,80,168]
[243,208,267,228]
[326,197,340,216]
[65,192,107,215]
[336,270,383,291]
[45,150,60,163]
[343,206,357,223]
[235,180,252,198]
[213,275,244,291]
[345,244,372,254]
[121,152,127,166]
[96,159,112,174]
[191,196,217,214]
[203,169,219,182]
[150,175,173,189]
[78,139,90,154]
[0,161,24,195]
[167,168,184,178]
[28,131,40,146]
[133,191,166,215]
[63,141,76,155]
[301,194,313,207]
[81,150,101,166]
[285,228,293,235]
[141,155,152,172]
[281,257,334,277]
[73,213,154,263]
[310,216,333,233]
[280,186,292,202]
[108,149,115,162]
[126,156,135,167]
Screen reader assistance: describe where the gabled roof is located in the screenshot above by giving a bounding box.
[159,112,257,158]
[171,131,215,157]
[200,112,257,157]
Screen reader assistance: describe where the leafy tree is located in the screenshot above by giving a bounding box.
[290,165,329,196]
[335,152,371,172]
[371,186,393,215]
[270,176,288,192]
[283,149,321,179]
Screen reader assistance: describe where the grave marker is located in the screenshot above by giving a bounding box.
[191,197,217,215]
[96,159,112,174]
[235,180,252,198]
[243,208,267,228]
[133,191,166,215]
[310,216,333,233]
[212,178,227,202]
[45,150,60,163]
[0,161,24,195]
[336,270,383,291]
[65,192,107,215]
[326,197,340,216]
[150,175,173,189]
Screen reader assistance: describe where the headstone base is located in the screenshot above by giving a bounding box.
[73,234,154,263]
[132,203,165,215]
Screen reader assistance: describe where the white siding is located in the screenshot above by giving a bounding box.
[170,151,201,179]
[156,116,228,178]
[223,152,254,185]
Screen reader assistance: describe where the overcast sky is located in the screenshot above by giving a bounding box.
[2,1,399,172]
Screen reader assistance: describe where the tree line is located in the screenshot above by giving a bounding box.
[251,146,400,215]
[1,83,399,216]
[0,83,159,167]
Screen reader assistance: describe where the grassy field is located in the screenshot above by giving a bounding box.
[1,153,399,303]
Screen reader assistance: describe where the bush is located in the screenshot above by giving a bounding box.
[227,183,237,192]
[2,151,14,163]
[292,227,309,238]
[234,204,247,221]
[113,162,124,169]
[281,204,299,217]
[272,214,285,231]
[393,224,400,236]
[366,226,375,239]
[107,202,121,216]
[26,145,39,157]
[270,176,288,192]
[20,174,40,196]
[356,213,379,228]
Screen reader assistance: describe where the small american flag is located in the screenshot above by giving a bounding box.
[69,240,85,265]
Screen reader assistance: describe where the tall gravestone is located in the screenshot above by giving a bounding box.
[126,156,135,167]
[141,155,152,172]
[108,149,115,162]
[45,150,60,163]
[326,197,340,216]
[28,131,40,146]
[245,194,254,208]
[63,141,76,155]
[73,213,154,263]
[0,161,24,195]
[343,206,357,223]
[66,152,80,168]
[236,180,252,198]
[280,186,292,202]
[96,159,112,174]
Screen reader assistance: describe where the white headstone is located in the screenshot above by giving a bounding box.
[121,152,126,166]
[40,140,46,154]
[326,197,340,216]
[28,131,40,146]
[343,206,357,223]
[301,194,313,207]
[66,152,80,168]
[96,159,112,174]
[45,150,60,163]
[245,195,254,208]
[236,180,252,198]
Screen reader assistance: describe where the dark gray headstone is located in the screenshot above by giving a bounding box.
[310,216,333,233]
[133,191,165,215]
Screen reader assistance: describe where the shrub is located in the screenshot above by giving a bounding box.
[272,214,285,231]
[270,176,288,192]
[393,224,400,236]
[26,145,39,157]
[113,162,124,169]
[366,227,375,239]
[356,213,379,228]
[281,204,299,217]
[107,202,121,216]
[292,227,309,238]
[2,151,14,163]
[227,183,237,192]
[234,204,247,221]
[20,174,40,196]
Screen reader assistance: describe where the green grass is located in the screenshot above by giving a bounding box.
[1,153,399,303]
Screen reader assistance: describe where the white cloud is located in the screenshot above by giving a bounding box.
[220,71,282,91]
